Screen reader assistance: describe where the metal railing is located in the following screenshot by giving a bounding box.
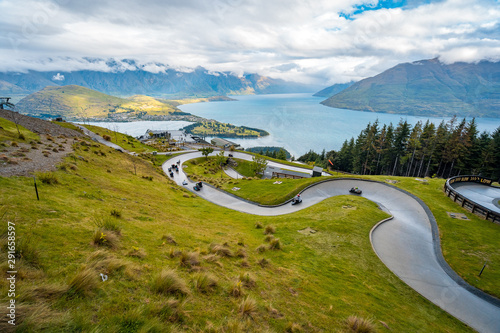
[444,176,500,224]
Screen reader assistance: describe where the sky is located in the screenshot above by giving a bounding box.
[0,0,499,86]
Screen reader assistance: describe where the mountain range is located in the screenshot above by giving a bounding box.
[0,62,316,103]
[320,59,500,118]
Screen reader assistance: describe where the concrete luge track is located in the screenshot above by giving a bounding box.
[165,151,500,332]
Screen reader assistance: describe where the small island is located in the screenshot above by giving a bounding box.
[183,121,269,138]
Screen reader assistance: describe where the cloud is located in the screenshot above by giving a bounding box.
[52,72,64,81]
[0,0,498,85]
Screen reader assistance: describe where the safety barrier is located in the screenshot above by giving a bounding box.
[444,176,500,224]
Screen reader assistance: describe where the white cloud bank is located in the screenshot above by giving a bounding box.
[0,0,498,85]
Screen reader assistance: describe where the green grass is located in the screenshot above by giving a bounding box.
[82,124,156,153]
[232,158,257,177]
[0,123,488,332]
[0,117,40,142]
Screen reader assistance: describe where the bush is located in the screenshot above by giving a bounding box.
[152,269,189,297]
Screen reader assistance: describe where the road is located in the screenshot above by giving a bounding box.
[164,151,500,333]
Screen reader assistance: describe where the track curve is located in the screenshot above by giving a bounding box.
[450,182,500,214]
[164,151,500,333]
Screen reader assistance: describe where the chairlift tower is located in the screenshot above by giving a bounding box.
[0,97,15,110]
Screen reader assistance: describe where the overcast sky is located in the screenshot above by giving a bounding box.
[0,0,499,85]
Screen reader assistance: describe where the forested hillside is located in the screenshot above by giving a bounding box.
[299,117,500,181]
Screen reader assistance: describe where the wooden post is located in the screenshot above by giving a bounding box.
[33,176,39,200]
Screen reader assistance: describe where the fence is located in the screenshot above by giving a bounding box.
[444,176,500,224]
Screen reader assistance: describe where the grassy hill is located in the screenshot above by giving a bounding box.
[1,120,496,332]
[15,85,180,119]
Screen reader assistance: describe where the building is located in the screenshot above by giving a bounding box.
[312,166,323,177]
[210,138,241,149]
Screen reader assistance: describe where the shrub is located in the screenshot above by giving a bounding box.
[103,135,112,141]
[239,297,258,319]
[193,273,218,293]
[152,269,189,297]
[67,266,99,296]
[264,225,276,235]
[345,316,377,333]
[37,172,59,185]
[18,133,25,140]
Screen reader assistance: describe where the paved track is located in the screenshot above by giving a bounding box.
[451,182,500,213]
[163,151,500,332]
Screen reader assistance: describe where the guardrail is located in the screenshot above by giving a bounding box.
[444,176,500,224]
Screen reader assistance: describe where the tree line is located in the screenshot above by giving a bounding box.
[298,117,500,181]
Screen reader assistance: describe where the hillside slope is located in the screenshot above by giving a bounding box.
[321,59,500,118]
[15,85,180,118]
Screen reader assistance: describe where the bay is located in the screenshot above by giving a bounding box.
[179,93,500,158]
[85,93,500,158]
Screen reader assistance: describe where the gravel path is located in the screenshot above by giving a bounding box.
[0,110,83,177]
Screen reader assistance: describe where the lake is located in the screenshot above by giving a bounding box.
[87,93,500,158]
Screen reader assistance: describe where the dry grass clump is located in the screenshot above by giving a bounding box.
[239,296,258,319]
[235,248,247,258]
[193,273,218,293]
[152,269,190,297]
[15,235,41,268]
[67,266,100,296]
[229,280,243,298]
[268,238,282,250]
[264,225,276,235]
[258,258,270,268]
[264,234,275,242]
[256,244,267,253]
[179,251,200,269]
[345,316,377,333]
[148,298,186,323]
[19,284,68,302]
[168,248,182,258]
[209,243,233,257]
[285,322,304,332]
[92,228,120,249]
[238,272,256,288]
[255,222,263,229]
[127,246,147,259]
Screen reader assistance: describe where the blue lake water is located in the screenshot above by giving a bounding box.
[179,93,500,157]
[87,93,500,158]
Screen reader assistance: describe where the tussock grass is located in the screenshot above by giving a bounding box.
[238,272,256,288]
[147,298,186,323]
[256,244,267,253]
[152,269,190,297]
[179,251,200,269]
[268,238,282,250]
[239,296,258,319]
[67,266,99,296]
[209,243,233,257]
[193,272,218,293]
[15,235,41,268]
[235,248,247,258]
[127,246,147,259]
[93,215,122,235]
[264,225,276,235]
[345,316,377,333]
[264,234,274,242]
[36,172,59,185]
[91,228,120,249]
[229,280,244,298]
[285,322,304,332]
